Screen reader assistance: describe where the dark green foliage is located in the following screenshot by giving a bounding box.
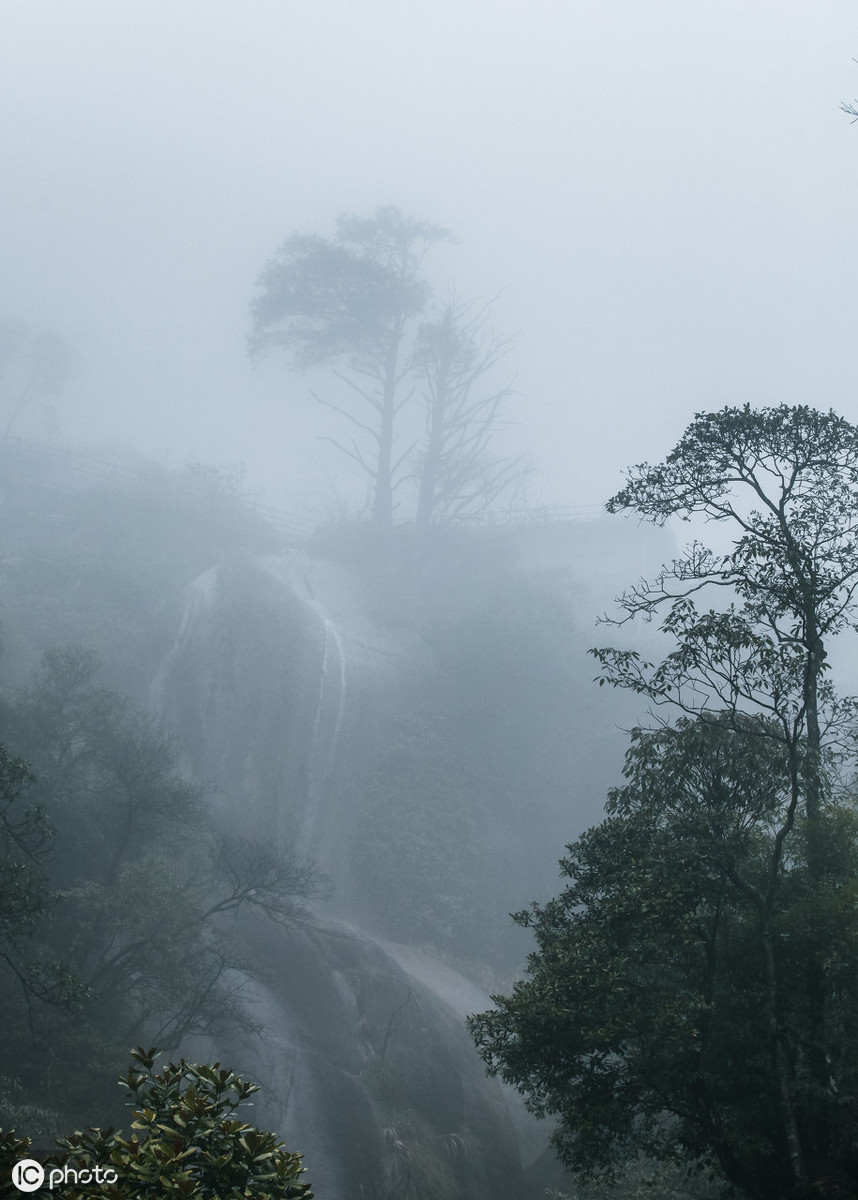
[544,1157,725,1200]
[0,742,86,1140]
[0,648,324,1141]
[0,743,45,948]
[0,1128,32,1199]
[55,1049,313,1198]
[0,1049,313,1199]
[473,406,858,1197]
[470,717,858,1198]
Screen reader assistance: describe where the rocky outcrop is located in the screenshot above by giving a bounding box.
[150,528,652,1198]
[193,915,528,1200]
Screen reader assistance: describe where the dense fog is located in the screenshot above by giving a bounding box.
[2,3,857,513]
[2,5,858,1200]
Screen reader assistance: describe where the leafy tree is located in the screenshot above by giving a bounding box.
[0,740,85,1144]
[545,1156,725,1200]
[0,648,324,1138]
[471,405,858,1197]
[596,403,858,812]
[0,1048,313,1198]
[0,745,48,978]
[0,740,82,1030]
[470,715,858,1199]
[250,206,447,529]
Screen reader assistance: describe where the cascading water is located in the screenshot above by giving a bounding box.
[149,565,219,714]
[146,545,578,1199]
[300,602,347,855]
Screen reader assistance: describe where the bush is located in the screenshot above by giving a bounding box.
[1,1049,312,1199]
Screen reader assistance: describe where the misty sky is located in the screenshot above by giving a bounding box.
[2,1,857,516]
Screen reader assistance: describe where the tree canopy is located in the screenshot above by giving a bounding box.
[0,647,325,1140]
[470,404,858,1198]
[595,404,858,844]
[249,207,525,528]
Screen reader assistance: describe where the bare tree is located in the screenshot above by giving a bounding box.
[250,207,532,530]
[412,300,530,526]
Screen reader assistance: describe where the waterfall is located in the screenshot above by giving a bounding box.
[299,602,347,855]
[149,565,218,714]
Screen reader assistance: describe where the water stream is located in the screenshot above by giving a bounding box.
[301,600,347,854]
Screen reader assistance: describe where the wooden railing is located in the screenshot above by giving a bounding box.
[0,436,603,539]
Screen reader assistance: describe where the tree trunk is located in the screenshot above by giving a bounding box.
[372,324,403,532]
[416,373,446,528]
[729,858,806,1190]
[373,393,394,531]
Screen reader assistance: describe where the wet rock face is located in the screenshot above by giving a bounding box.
[154,541,625,947]
[195,917,525,1200]
[155,556,535,1198]
[152,537,611,1198]
[151,558,327,847]
[152,552,427,859]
